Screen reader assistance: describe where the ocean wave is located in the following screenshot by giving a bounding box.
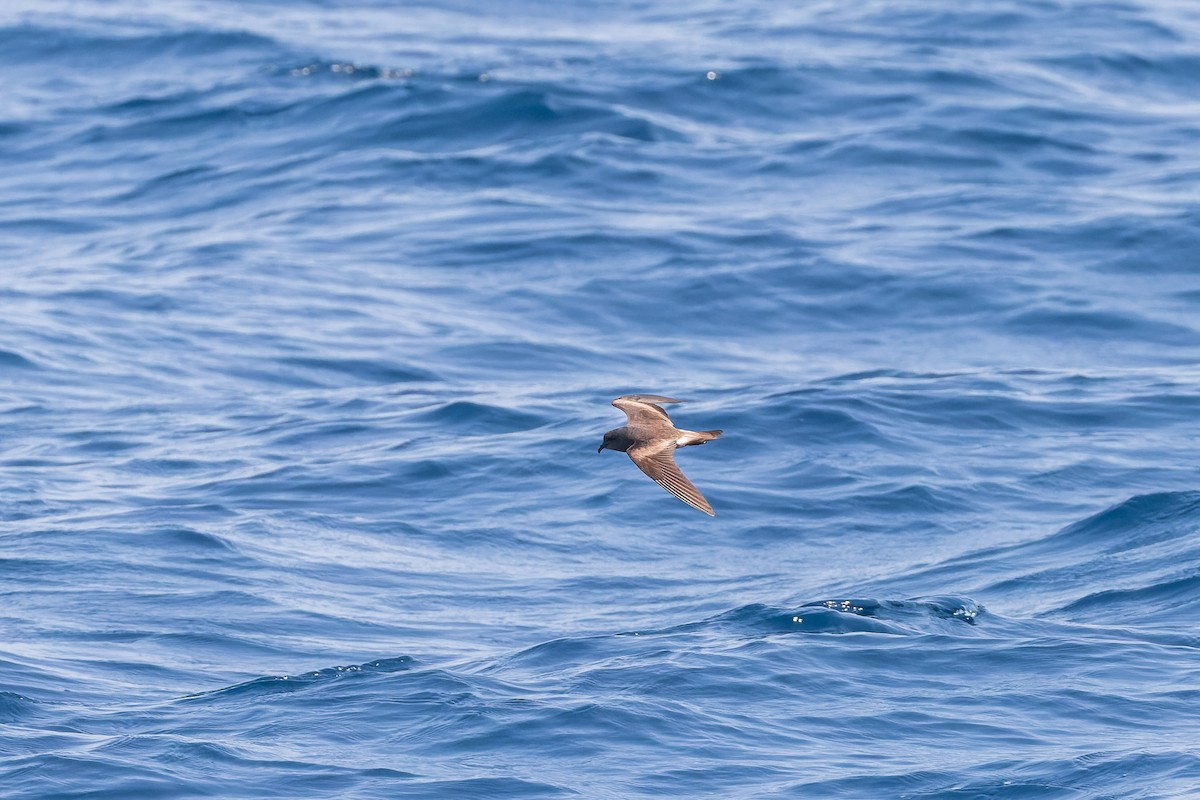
[5,1,1200,798]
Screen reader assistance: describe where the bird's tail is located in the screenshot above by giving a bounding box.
[677,429,723,447]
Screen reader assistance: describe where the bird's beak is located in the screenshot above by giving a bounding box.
[597,444,604,453]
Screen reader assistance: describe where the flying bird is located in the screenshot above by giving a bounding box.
[598,394,723,516]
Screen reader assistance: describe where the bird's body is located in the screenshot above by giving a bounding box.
[598,394,722,516]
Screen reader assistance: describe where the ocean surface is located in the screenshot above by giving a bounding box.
[3,1,1200,797]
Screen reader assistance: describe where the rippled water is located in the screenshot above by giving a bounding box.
[4,1,1200,798]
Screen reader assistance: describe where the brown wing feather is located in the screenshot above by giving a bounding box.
[612,395,680,427]
[627,442,715,516]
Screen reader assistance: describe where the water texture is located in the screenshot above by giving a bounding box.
[3,1,1200,798]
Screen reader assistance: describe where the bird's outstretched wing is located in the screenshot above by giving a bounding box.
[627,441,715,516]
[612,394,681,426]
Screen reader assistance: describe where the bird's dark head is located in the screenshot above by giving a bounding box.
[598,427,630,453]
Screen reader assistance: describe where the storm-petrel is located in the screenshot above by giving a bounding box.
[598,394,722,516]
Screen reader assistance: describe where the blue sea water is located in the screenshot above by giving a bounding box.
[3,0,1200,797]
